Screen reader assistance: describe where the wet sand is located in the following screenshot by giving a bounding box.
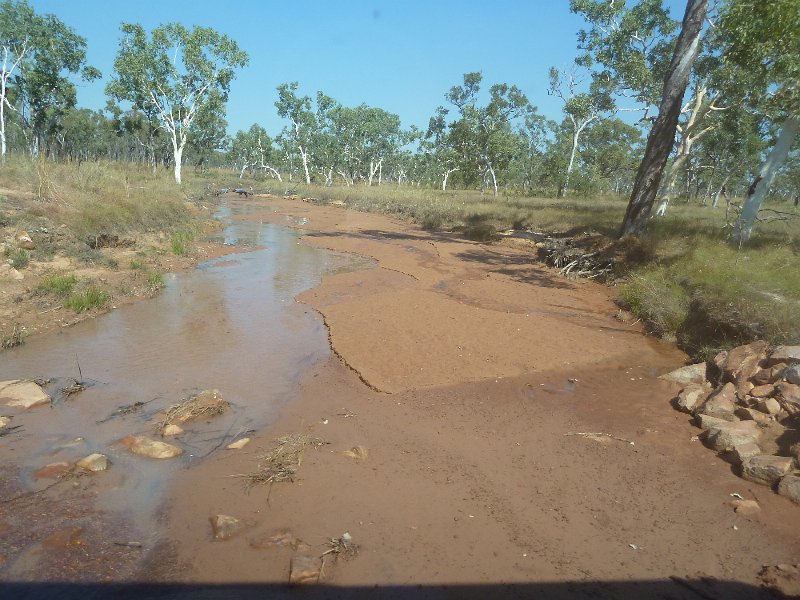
[2,195,799,598]
[162,197,800,595]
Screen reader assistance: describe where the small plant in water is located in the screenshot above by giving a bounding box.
[65,286,109,313]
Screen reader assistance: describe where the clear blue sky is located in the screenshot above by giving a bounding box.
[29,0,684,136]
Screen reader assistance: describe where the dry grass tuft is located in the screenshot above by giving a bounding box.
[156,389,229,434]
[244,434,326,487]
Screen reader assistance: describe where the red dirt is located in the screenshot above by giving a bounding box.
[156,197,800,595]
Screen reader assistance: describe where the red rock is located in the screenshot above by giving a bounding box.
[750,384,775,398]
[724,341,770,383]
[33,462,71,479]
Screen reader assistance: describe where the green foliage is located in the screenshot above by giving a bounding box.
[619,267,690,338]
[129,259,144,270]
[9,248,29,269]
[38,274,77,296]
[146,271,165,289]
[107,22,248,183]
[171,231,193,255]
[65,286,109,312]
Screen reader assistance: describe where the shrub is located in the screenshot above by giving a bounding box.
[618,267,690,339]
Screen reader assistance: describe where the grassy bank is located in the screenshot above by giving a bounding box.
[285,182,800,357]
[0,156,219,348]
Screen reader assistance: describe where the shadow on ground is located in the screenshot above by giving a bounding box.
[2,579,781,600]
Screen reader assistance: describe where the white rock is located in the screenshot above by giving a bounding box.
[0,380,51,409]
[226,437,250,450]
[769,346,800,366]
[162,424,184,436]
[0,416,11,428]
[76,453,109,472]
[660,363,707,386]
[733,442,762,463]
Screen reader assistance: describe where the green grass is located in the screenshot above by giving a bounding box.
[170,231,193,256]
[65,286,109,313]
[37,274,78,297]
[146,271,165,289]
[9,249,29,269]
[130,259,144,270]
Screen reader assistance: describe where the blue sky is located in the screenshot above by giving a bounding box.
[30,0,684,137]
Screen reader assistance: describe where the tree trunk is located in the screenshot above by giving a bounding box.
[299,145,311,184]
[619,0,707,238]
[732,115,799,245]
[442,167,457,191]
[173,136,185,184]
[561,128,580,198]
[489,165,498,197]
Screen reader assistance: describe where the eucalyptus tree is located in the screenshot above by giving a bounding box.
[424,106,466,190]
[719,0,800,244]
[443,72,532,196]
[620,0,708,238]
[229,123,281,180]
[275,82,316,185]
[0,0,99,157]
[547,65,613,196]
[580,118,644,195]
[108,23,248,184]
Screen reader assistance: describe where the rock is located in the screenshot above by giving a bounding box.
[704,420,761,451]
[751,368,773,386]
[736,379,755,401]
[162,424,184,436]
[786,365,800,385]
[0,264,24,280]
[778,475,800,504]
[0,380,51,409]
[713,350,728,372]
[676,384,711,413]
[775,382,800,415]
[770,364,789,383]
[699,383,737,420]
[724,340,770,383]
[768,346,800,366]
[209,514,243,540]
[343,445,369,460]
[226,437,250,450]
[289,554,321,585]
[731,499,761,515]
[0,416,11,428]
[750,384,775,398]
[122,436,182,459]
[14,231,35,250]
[249,529,300,550]
[33,462,71,479]
[696,413,728,430]
[741,455,793,486]
[660,362,708,386]
[757,397,782,415]
[76,453,109,472]
[734,407,770,423]
[733,442,762,463]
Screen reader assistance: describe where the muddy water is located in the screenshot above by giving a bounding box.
[0,201,371,576]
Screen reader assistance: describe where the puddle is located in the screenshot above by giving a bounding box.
[0,200,370,558]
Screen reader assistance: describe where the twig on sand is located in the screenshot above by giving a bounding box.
[230,434,326,488]
[564,432,635,445]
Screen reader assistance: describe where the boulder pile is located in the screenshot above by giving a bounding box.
[663,341,800,504]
